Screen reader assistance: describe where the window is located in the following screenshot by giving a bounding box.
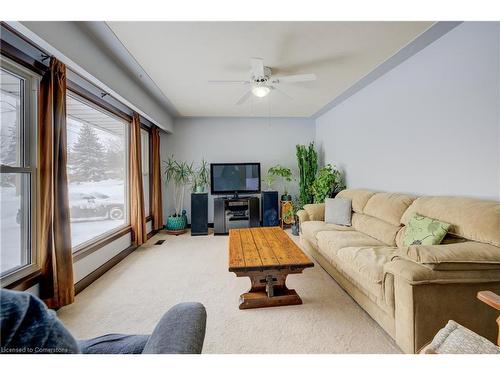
[66,93,129,250]
[140,128,150,217]
[0,58,38,283]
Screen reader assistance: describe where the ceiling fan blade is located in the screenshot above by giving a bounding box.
[208,80,250,85]
[250,57,265,77]
[235,90,253,105]
[271,86,293,100]
[271,73,316,83]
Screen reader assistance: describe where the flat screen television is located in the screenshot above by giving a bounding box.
[210,163,261,195]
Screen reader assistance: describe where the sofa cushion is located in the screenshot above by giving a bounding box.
[396,227,467,248]
[336,189,376,213]
[336,246,397,283]
[422,320,500,354]
[352,213,400,246]
[403,213,451,246]
[363,192,416,226]
[325,197,352,226]
[330,246,397,305]
[301,221,354,246]
[316,230,386,260]
[401,196,500,247]
[394,241,500,271]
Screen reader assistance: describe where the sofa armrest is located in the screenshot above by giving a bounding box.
[303,203,325,222]
[394,241,500,271]
[384,258,500,285]
[142,302,207,354]
[296,209,310,225]
[477,291,500,311]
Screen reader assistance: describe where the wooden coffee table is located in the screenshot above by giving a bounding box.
[228,227,314,309]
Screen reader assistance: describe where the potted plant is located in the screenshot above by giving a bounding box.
[262,170,276,191]
[284,196,302,236]
[163,156,193,231]
[310,163,345,203]
[192,159,209,193]
[268,165,293,201]
[296,142,318,205]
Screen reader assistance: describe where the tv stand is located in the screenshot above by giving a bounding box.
[214,196,260,235]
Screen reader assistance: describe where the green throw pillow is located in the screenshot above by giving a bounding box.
[403,213,451,246]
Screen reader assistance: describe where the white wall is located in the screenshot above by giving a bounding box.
[161,117,315,222]
[315,22,500,201]
[73,233,132,282]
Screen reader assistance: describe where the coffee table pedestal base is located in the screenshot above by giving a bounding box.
[239,288,302,309]
[235,270,304,310]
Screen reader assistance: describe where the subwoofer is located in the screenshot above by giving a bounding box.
[191,193,208,235]
[261,191,279,227]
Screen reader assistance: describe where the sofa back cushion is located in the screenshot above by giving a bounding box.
[352,213,400,246]
[347,191,415,246]
[401,196,500,247]
[363,192,416,226]
[336,189,376,213]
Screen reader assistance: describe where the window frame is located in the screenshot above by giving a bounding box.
[0,56,40,287]
[66,90,132,258]
[140,124,153,221]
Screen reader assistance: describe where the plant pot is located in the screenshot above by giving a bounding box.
[194,185,205,193]
[281,194,292,201]
[166,215,187,231]
[291,223,299,236]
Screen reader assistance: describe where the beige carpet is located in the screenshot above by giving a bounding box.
[58,230,401,353]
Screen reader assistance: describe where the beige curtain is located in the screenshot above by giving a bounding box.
[38,57,74,308]
[151,126,164,231]
[130,113,147,245]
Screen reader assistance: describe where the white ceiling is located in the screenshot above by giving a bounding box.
[107,22,433,118]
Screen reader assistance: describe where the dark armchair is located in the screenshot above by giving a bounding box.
[0,289,206,354]
[78,302,207,354]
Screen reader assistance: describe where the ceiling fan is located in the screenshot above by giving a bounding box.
[208,57,317,105]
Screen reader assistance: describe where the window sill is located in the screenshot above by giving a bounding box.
[2,269,41,291]
[72,226,132,262]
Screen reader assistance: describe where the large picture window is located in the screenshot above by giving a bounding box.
[0,58,38,283]
[66,93,129,250]
[140,128,150,217]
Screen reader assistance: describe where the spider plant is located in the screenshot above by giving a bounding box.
[163,156,193,216]
[192,159,209,193]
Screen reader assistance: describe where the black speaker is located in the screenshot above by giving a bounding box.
[191,193,208,235]
[261,191,279,227]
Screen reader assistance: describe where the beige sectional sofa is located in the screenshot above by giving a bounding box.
[297,189,500,353]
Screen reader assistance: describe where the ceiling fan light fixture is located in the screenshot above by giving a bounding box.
[251,85,270,98]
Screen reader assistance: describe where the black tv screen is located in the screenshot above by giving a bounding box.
[210,163,261,195]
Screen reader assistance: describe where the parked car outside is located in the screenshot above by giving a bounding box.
[69,192,125,221]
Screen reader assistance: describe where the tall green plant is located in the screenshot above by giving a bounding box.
[296,142,318,205]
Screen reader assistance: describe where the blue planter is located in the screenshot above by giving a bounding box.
[166,215,186,230]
